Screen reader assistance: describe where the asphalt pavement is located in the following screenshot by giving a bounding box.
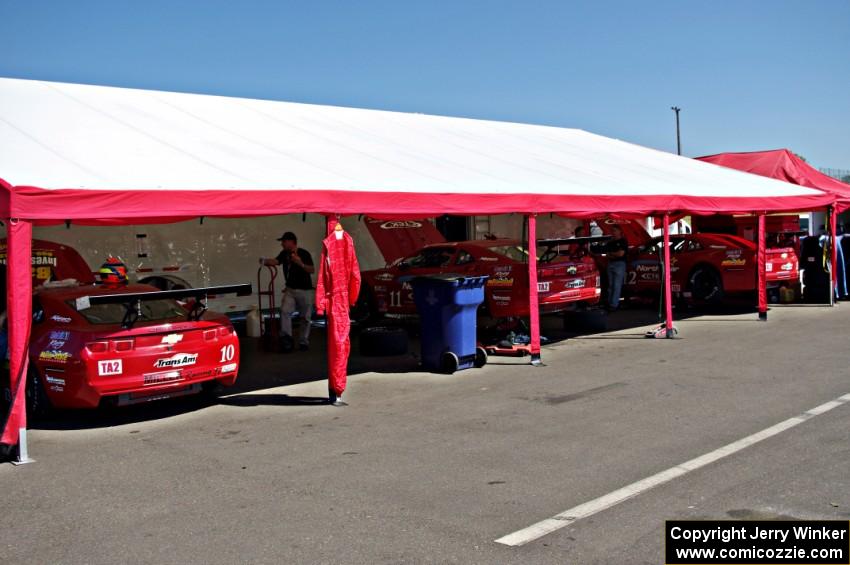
[2,304,849,564]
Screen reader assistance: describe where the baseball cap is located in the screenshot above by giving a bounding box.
[276,231,297,242]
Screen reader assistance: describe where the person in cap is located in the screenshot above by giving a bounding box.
[261,232,315,351]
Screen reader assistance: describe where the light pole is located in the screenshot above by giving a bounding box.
[671,106,681,155]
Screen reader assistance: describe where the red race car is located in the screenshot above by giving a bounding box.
[624,232,798,303]
[360,238,603,319]
[1,240,250,414]
[587,220,798,304]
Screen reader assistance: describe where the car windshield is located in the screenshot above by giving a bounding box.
[402,247,455,269]
[487,245,540,262]
[68,299,187,325]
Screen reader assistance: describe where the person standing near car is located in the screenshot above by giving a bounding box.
[262,232,315,351]
[605,225,629,311]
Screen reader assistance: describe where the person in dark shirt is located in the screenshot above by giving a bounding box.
[605,225,629,310]
[262,231,315,350]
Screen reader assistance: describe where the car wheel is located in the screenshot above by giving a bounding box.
[359,326,409,357]
[25,366,53,421]
[688,265,724,304]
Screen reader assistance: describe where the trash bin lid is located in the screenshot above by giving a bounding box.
[407,273,488,284]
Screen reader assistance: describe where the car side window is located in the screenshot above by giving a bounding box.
[687,239,703,252]
[456,250,474,266]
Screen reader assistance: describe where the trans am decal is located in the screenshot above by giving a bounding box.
[154,353,199,369]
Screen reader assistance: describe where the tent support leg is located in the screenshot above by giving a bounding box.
[526,214,543,366]
[11,428,34,465]
[662,214,675,338]
[829,205,837,307]
[1,218,34,464]
[757,213,768,321]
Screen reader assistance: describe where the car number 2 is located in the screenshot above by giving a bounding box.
[219,344,235,363]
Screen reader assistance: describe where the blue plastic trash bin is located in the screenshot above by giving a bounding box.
[411,274,488,373]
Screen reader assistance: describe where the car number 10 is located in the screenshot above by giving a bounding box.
[219,344,235,363]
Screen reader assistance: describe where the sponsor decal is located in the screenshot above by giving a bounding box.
[51,315,72,323]
[765,263,773,272]
[493,295,511,305]
[781,262,794,271]
[537,281,550,292]
[143,371,183,386]
[373,285,387,292]
[566,279,586,289]
[401,282,412,290]
[98,359,123,377]
[671,284,681,293]
[49,330,70,341]
[380,220,423,229]
[221,362,238,373]
[721,258,746,267]
[161,333,183,346]
[39,350,71,363]
[479,257,498,262]
[494,265,513,274]
[725,249,743,258]
[154,352,198,369]
[635,264,659,273]
[45,375,66,386]
[47,340,67,350]
[566,265,578,275]
[487,278,514,287]
[374,272,394,282]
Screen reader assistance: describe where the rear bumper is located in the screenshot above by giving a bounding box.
[47,364,239,409]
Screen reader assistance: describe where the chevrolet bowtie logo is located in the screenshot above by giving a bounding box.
[161,333,183,345]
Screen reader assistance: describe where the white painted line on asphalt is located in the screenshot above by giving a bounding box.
[495,392,850,547]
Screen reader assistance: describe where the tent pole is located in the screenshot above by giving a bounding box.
[757,213,767,321]
[829,205,837,307]
[1,219,34,464]
[662,213,675,338]
[527,214,542,366]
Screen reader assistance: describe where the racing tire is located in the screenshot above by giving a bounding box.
[25,366,53,422]
[474,346,488,368]
[440,352,459,374]
[359,326,409,357]
[687,265,724,305]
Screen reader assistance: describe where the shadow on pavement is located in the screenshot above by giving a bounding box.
[26,302,771,430]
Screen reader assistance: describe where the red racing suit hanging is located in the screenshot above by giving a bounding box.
[315,222,361,397]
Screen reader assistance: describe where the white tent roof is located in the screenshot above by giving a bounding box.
[0,78,831,220]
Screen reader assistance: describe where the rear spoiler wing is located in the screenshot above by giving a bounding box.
[82,283,253,328]
[537,235,612,246]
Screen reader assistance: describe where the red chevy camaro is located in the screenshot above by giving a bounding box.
[623,232,798,303]
[587,220,799,304]
[0,240,250,415]
[360,238,603,319]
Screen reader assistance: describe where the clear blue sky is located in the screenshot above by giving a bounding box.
[2,0,848,168]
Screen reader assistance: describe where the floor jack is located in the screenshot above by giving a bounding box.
[257,265,281,351]
[479,317,549,356]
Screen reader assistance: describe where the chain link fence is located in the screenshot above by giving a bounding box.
[820,168,850,183]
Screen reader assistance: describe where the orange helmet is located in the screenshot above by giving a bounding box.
[98,257,128,285]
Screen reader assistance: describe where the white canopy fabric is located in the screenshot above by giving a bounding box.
[0,77,833,221]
